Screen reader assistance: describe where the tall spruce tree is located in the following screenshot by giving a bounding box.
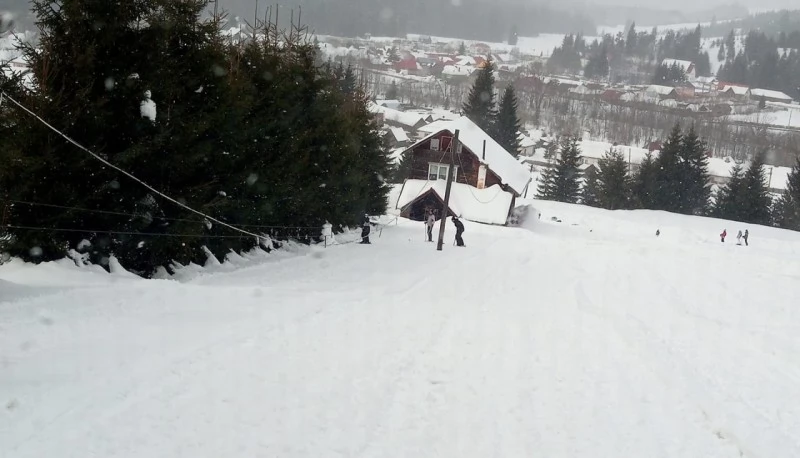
[596,148,630,210]
[0,1,392,275]
[494,85,521,157]
[652,124,684,212]
[631,151,657,209]
[463,58,496,133]
[773,157,800,230]
[713,163,746,220]
[386,80,399,100]
[538,135,582,203]
[342,63,357,95]
[739,152,772,224]
[625,22,637,56]
[678,125,711,215]
[581,167,600,207]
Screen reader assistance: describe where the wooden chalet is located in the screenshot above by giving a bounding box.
[395,116,531,224]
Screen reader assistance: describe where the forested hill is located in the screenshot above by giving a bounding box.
[220,0,596,41]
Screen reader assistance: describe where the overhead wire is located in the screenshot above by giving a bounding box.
[7,200,320,229]
[0,91,265,240]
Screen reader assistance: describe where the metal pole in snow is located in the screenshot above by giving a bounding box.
[437,130,459,251]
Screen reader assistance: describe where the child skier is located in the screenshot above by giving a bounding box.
[425,210,436,242]
[360,214,372,244]
[720,229,727,243]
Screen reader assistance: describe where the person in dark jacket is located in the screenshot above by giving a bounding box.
[743,229,749,246]
[452,215,465,247]
[360,214,372,244]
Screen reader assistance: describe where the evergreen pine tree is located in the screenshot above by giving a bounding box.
[652,124,684,212]
[342,63,357,95]
[392,151,412,183]
[494,85,521,157]
[625,22,637,55]
[387,46,400,62]
[462,58,496,134]
[631,151,657,209]
[773,157,800,230]
[0,1,392,275]
[726,30,736,61]
[538,136,582,203]
[537,165,556,199]
[581,166,600,207]
[739,152,772,225]
[678,125,711,215]
[458,41,467,55]
[386,80,399,100]
[596,148,630,210]
[717,42,726,62]
[758,95,767,110]
[713,163,746,220]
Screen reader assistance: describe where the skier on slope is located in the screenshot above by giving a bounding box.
[452,215,465,247]
[360,214,372,244]
[736,230,743,245]
[743,229,749,246]
[720,229,727,243]
[425,210,436,242]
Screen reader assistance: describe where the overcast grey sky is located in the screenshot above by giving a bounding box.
[217,0,795,16]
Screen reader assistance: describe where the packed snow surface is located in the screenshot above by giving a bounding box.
[2,201,800,457]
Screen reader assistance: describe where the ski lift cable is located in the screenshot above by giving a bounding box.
[7,200,320,229]
[0,91,265,240]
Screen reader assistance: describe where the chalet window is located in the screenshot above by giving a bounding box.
[428,163,458,181]
[430,138,440,151]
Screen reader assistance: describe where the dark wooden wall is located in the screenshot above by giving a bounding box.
[408,132,504,189]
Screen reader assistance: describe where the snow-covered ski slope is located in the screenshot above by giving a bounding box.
[3,200,800,457]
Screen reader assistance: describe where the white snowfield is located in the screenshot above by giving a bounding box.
[2,200,800,457]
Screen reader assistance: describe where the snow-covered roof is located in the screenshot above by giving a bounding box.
[661,58,694,72]
[396,179,513,225]
[388,127,410,143]
[520,136,537,148]
[368,103,428,129]
[645,85,676,96]
[765,165,792,191]
[407,116,531,196]
[750,88,793,101]
[442,65,473,77]
[722,85,749,95]
[377,99,403,110]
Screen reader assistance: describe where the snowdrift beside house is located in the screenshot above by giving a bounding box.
[395,179,513,225]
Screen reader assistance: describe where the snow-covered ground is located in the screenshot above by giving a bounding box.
[3,201,800,457]
[729,106,800,128]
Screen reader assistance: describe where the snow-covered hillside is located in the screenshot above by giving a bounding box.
[2,201,800,457]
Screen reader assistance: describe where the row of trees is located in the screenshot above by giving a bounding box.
[536,124,800,231]
[716,30,800,101]
[461,60,523,156]
[548,25,711,83]
[0,0,391,275]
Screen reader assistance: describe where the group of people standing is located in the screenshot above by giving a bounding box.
[720,228,749,246]
[359,210,466,246]
[425,209,465,247]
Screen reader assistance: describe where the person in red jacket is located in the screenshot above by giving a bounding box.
[720,229,727,243]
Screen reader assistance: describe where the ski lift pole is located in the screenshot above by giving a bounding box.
[436,129,459,251]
